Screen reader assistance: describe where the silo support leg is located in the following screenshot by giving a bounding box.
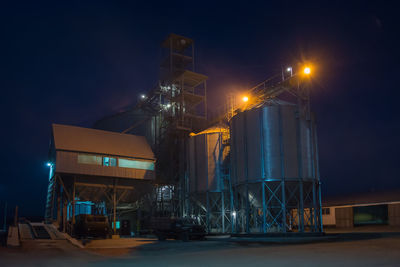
[113,181,116,235]
[312,181,318,232]
[245,183,250,233]
[262,181,266,233]
[221,191,225,233]
[281,181,286,232]
[299,181,304,232]
[206,191,210,233]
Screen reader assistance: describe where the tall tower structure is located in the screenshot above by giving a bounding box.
[159,33,207,131]
[151,34,208,216]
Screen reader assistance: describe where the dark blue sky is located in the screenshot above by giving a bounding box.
[1,1,399,216]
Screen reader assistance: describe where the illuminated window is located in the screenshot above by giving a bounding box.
[103,157,117,167]
[322,208,330,215]
[111,221,120,229]
[78,154,102,165]
[118,158,154,171]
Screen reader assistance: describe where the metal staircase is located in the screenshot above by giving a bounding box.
[31,224,51,239]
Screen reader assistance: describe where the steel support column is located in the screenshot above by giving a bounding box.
[113,179,116,235]
[206,191,210,233]
[72,177,76,225]
[299,181,304,232]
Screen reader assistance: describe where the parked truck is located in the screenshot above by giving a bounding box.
[151,217,206,241]
[74,214,110,239]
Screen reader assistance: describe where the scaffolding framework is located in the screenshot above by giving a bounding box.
[45,174,152,235]
[188,190,234,233]
[160,33,207,131]
[233,180,322,233]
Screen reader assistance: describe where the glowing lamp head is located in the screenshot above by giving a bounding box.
[242,96,249,102]
[46,162,52,167]
[286,67,292,72]
[141,94,146,99]
[303,67,311,75]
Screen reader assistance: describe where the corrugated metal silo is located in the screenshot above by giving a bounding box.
[187,124,233,233]
[230,103,317,184]
[230,102,321,233]
[188,125,229,193]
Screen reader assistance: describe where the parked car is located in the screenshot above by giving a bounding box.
[74,214,110,239]
[152,217,206,241]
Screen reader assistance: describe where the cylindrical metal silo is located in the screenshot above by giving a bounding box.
[187,124,233,233]
[231,103,317,184]
[230,102,321,233]
[188,125,229,193]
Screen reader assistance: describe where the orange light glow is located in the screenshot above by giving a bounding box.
[303,67,311,75]
[242,96,249,102]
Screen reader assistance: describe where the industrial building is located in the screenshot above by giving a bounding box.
[45,124,156,235]
[44,33,323,237]
[321,191,400,228]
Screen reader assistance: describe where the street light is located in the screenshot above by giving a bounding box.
[141,94,146,99]
[303,67,311,75]
[242,96,249,102]
[46,162,51,167]
[286,66,293,77]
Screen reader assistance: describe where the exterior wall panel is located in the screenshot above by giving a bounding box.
[55,151,155,180]
[322,208,336,226]
[188,128,227,193]
[263,106,281,180]
[189,138,197,192]
[196,134,207,192]
[207,133,219,191]
[246,109,261,181]
[389,203,400,226]
[335,207,354,228]
[281,106,299,179]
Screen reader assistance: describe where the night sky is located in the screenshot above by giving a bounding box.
[1,1,399,217]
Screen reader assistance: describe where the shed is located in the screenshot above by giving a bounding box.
[45,124,156,235]
[51,124,155,180]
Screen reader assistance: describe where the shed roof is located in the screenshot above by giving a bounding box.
[52,124,155,160]
[322,190,400,207]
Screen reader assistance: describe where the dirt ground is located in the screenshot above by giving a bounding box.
[1,234,400,266]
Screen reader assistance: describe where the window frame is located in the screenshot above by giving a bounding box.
[103,156,117,167]
[322,208,330,215]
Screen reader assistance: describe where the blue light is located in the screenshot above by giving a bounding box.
[46,162,52,167]
[112,221,120,229]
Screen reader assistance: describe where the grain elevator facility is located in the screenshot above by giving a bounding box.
[46,33,322,237]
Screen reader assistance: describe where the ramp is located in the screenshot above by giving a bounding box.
[18,223,34,240]
[7,226,20,247]
[44,224,66,240]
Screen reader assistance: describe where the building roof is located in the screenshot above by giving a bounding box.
[52,124,155,160]
[322,190,400,207]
